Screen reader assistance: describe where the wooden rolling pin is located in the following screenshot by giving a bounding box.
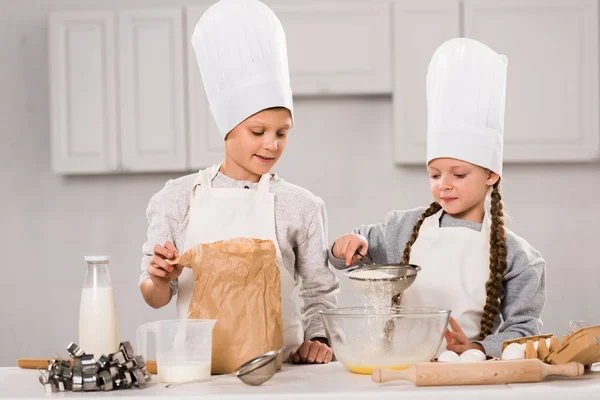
[17,358,73,369]
[372,359,584,386]
[17,359,158,375]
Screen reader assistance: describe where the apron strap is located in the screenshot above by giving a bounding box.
[198,171,211,189]
[257,173,272,193]
[432,209,445,227]
[192,164,221,194]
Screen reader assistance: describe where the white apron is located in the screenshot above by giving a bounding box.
[176,165,304,361]
[401,208,492,353]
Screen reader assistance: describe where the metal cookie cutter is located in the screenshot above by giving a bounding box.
[39,341,152,392]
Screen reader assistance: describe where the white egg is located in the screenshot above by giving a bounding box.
[459,349,487,362]
[501,343,525,360]
[438,350,460,362]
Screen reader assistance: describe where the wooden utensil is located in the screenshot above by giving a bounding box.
[372,359,584,386]
[17,358,73,369]
[17,359,158,375]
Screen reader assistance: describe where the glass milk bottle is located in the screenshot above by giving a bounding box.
[79,256,119,359]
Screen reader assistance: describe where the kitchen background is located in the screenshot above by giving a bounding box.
[1,0,599,367]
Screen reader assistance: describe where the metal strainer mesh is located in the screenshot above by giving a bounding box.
[234,349,282,386]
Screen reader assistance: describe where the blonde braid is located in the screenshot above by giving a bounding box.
[479,180,507,339]
[401,202,442,264]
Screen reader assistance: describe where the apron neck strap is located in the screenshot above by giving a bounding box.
[433,209,445,226]
[198,170,212,188]
[193,164,220,193]
[257,173,272,193]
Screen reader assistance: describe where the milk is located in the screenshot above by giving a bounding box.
[79,287,119,359]
[158,362,212,383]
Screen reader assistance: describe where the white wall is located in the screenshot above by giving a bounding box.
[1,0,599,366]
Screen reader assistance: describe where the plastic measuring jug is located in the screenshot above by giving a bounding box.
[137,319,216,383]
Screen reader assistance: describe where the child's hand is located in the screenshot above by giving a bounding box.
[290,339,333,364]
[148,241,183,288]
[445,316,485,355]
[332,234,369,266]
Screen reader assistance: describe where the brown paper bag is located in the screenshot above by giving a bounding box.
[169,237,283,374]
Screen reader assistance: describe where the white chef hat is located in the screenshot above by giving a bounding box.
[426,38,508,177]
[191,0,294,138]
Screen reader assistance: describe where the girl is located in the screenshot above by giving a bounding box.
[330,38,546,358]
[139,0,339,365]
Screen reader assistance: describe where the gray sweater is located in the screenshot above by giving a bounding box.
[140,171,340,340]
[328,207,546,357]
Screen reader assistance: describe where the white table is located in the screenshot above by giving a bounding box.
[2,362,600,399]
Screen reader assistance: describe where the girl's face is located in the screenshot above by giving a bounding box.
[223,108,292,181]
[427,158,499,223]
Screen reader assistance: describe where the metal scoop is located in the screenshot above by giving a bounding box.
[165,348,282,388]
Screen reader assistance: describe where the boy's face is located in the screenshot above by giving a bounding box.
[224,108,292,178]
[427,158,499,223]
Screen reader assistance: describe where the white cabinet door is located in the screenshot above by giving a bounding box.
[393,0,460,164]
[464,0,599,162]
[271,1,392,95]
[186,6,223,171]
[119,9,187,172]
[49,11,118,174]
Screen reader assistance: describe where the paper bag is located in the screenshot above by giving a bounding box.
[170,237,283,374]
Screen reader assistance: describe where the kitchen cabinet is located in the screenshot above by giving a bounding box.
[271,1,392,95]
[464,0,599,163]
[393,0,600,164]
[49,1,600,173]
[49,11,119,174]
[119,8,187,172]
[49,8,187,174]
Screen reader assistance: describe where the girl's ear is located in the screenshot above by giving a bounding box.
[486,171,500,186]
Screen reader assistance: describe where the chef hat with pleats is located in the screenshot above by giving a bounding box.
[426,38,508,177]
[191,0,294,138]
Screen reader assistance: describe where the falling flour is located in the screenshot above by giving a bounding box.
[350,269,398,306]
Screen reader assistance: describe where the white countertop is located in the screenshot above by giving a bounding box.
[2,362,600,399]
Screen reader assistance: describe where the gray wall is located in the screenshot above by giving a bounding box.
[1,0,599,366]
